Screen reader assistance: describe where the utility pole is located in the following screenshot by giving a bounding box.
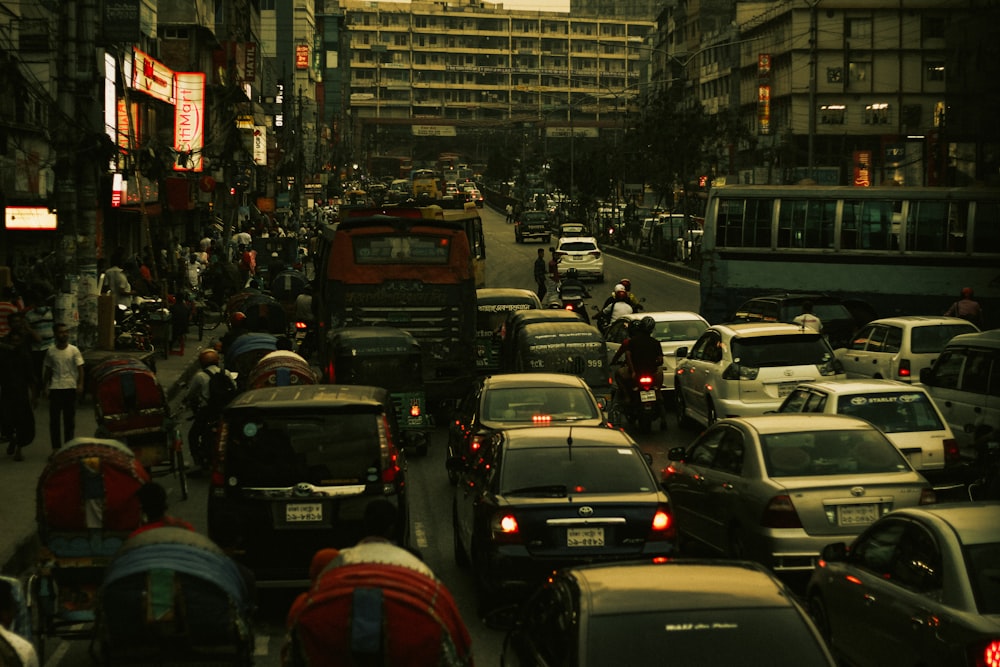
[806,0,820,181]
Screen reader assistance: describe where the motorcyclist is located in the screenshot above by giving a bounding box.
[558,268,591,300]
[184,348,232,468]
[602,278,641,312]
[613,317,665,423]
[600,284,635,329]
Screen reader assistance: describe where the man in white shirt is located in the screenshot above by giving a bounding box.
[42,322,85,451]
[792,301,823,333]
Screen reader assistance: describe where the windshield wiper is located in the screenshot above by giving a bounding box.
[503,484,568,497]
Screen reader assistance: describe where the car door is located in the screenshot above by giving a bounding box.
[678,330,723,425]
[926,346,990,456]
[503,579,577,666]
[664,427,725,547]
[839,324,881,377]
[698,425,749,552]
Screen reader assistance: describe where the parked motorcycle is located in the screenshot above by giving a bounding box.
[608,364,669,434]
[114,304,155,353]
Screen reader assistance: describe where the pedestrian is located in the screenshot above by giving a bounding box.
[130,481,196,536]
[944,287,984,328]
[505,203,514,224]
[23,290,55,387]
[102,247,134,318]
[0,316,37,461]
[533,248,547,300]
[792,300,823,332]
[42,322,85,452]
[0,285,22,339]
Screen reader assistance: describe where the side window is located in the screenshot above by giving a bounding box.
[712,428,746,475]
[928,348,965,389]
[803,392,828,413]
[781,389,811,412]
[849,325,877,351]
[891,524,943,596]
[883,326,903,354]
[851,520,906,576]
[518,581,574,665]
[961,350,992,395]
[688,428,725,466]
[866,326,890,353]
[690,332,721,362]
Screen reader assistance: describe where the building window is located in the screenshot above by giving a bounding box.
[863,103,890,124]
[846,17,872,40]
[261,0,275,8]
[849,60,870,84]
[921,17,946,40]
[925,61,945,82]
[820,105,846,124]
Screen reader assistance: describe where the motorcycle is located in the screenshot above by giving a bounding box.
[554,284,591,324]
[608,365,669,434]
[114,304,155,353]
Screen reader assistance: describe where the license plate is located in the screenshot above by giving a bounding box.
[778,382,797,397]
[285,503,323,523]
[639,390,657,403]
[838,504,877,526]
[567,527,604,547]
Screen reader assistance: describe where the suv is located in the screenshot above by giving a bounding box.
[837,316,979,383]
[554,236,604,282]
[207,384,408,587]
[919,329,1000,461]
[732,293,876,350]
[674,322,845,427]
[514,210,551,243]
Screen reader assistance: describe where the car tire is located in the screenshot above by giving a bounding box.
[706,399,718,426]
[808,593,833,645]
[726,524,747,560]
[675,391,695,428]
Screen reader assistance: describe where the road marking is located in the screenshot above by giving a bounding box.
[44,640,69,667]
[255,634,271,656]
[414,521,429,549]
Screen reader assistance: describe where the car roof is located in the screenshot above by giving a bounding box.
[887,502,1000,546]
[508,309,584,325]
[517,321,603,339]
[568,560,796,615]
[942,329,1000,349]
[721,413,881,435]
[712,322,823,338]
[476,288,542,306]
[618,311,707,323]
[483,372,592,389]
[500,425,631,449]
[791,378,925,394]
[227,384,390,410]
[861,315,979,327]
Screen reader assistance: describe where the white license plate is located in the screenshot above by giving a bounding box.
[639,389,657,402]
[285,503,323,523]
[567,527,605,547]
[778,382,798,397]
[838,504,877,526]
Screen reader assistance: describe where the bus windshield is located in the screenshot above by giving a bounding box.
[353,234,451,264]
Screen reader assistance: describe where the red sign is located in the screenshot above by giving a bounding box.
[296,44,309,70]
[853,150,872,187]
[173,72,205,172]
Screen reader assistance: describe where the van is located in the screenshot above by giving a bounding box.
[475,288,542,374]
[207,384,408,587]
[919,329,1000,461]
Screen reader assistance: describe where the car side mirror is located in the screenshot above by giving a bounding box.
[667,446,687,461]
[820,542,848,562]
[919,367,934,385]
[642,452,653,467]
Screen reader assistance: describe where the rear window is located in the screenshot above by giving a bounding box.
[965,542,1000,614]
[500,446,655,495]
[224,412,384,487]
[351,234,450,264]
[656,319,708,342]
[910,323,978,353]
[586,607,830,666]
[780,303,853,323]
[558,241,598,253]
[835,391,945,433]
[732,334,833,367]
[483,387,600,422]
[762,428,910,477]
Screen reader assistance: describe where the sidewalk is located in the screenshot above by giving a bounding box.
[0,335,205,576]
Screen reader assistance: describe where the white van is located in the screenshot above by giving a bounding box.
[919,329,1000,461]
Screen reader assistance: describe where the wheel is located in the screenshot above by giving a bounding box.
[675,390,694,428]
[808,593,833,645]
[706,399,718,426]
[726,524,747,559]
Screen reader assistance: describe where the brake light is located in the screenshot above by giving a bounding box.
[490,512,522,543]
[589,251,601,259]
[943,438,961,466]
[379,415,402,487]
[647,505,676,541]
[294,320,308,330]
[637,375,654,390]
[970,639,1000,667]
[532,414,552,424]
[722,363,759,381]
[760,495,803,528]
[325,360,335,383]
[470,433,490,452]
[919,488,937,505]
[409,401,421,418]
[564,304,575,312]
[897,358,911,379]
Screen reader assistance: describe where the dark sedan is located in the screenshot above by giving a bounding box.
[451,426,677,613]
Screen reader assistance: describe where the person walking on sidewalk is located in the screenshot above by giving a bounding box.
[42,323,84,452]
[0,316,37,461]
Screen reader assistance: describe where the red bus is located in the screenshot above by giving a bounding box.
[316,213,478,405]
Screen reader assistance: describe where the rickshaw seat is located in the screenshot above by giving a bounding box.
[46,532,128,559]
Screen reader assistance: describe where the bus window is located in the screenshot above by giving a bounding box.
[974,200,1000,253]
[716,198,745,247]
[777,199,835,249]
[853,200,895,250]
[906,201,949,251]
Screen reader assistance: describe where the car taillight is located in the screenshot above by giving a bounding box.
[294,320,308,330]
[638,375,654,390]
[379,415,402,488]
[409,400,421,418]
[532,414,552,424]
[943,438,961,466]
[897,358,911,379]
[722,363,759,381]
[564,304,576,312]
[919,488,937,505]
[760,495,803,528]
[647,505,676,541]
[490,512,522,543]
[589,251,601,259]
[971,640,1000,667]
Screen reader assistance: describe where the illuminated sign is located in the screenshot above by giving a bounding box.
[117,99,138,152]
[131,48,175,104]
[296,44,310,70]
[173,72,205,172]
[244,42,257,82]
[758,84,771,135]
[253,126,267,165]
[5,206,58,230]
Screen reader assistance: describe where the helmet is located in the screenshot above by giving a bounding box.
[230,311,247,327]
[198,349,220,368]
[613,283,626,294]
[962,287,974,298]
[620,278,631,290]
[566,268,579,279]
[638,316,656,335]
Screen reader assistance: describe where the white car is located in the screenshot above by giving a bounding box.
[837,316,979,382]
[603,311,710,391]
[775,379,960,482]
[674,322,846,427]
[554,236,604,282]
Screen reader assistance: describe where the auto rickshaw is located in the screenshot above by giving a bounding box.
[511,320,613,407]
[475,288,542,375]
[323,327,432,456]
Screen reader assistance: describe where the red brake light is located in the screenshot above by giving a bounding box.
[294,320,308,330]
[637,375,654,389]
[409,401,421,418]
[647,505,675,541]
[897,359,911,378]
[491,513,522,543]
[760,495,803,528]
[943,438,960,466]
[971,640,1000,667]
[532,414,552,424]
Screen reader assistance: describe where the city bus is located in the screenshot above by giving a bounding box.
[316,213,478,405]
[699,185,1000,328]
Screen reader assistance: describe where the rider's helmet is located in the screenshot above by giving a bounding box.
[566,268,580,280]
[638,316,656,335]
[198,348,220,368]
[620,278,631,291]
[613,283,627,297]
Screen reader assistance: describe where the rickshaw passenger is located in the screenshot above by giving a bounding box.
[132,482,195,536]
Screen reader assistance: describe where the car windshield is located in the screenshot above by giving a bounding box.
[500,446,655,495]
[780,303,852,323]
[224,413,382,487]
[965,542,1000,614]
[585,607,831,666]
[910,323,979,353]
[732,334,832,367]
[483,387,600,422]
[559,242,597,253]
[836,391,945,433]
[762,428,910,477]
[655,319,708,342]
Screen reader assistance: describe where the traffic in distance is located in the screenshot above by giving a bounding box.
[5,181,999,667]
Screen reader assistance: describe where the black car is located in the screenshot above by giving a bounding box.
[207,384,408,587]
[732,292,877,349]
[450,425,677,611]
[515,211,552,243]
